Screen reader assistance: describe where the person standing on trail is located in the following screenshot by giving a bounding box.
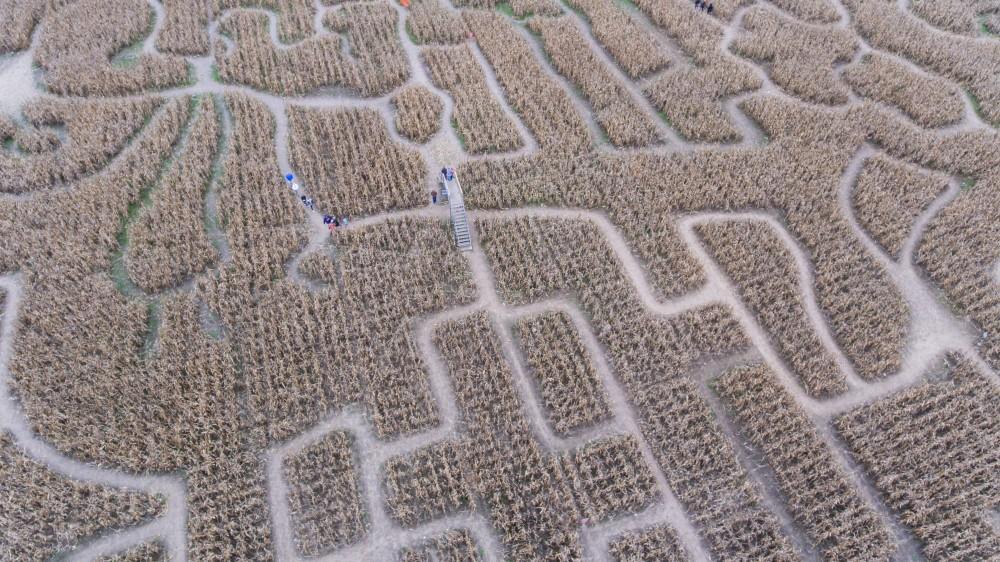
[694,0,702,9]
[432,190,438,204]
[341,216,349,228]
[707,2,714,13]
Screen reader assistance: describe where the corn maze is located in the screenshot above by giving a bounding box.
[0,0,999,560]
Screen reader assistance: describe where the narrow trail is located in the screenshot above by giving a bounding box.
[695,366,822,562]
[680,211,867,391]
[512,22,605,147]
[464,39,540,158]
[557,8,680,146]
[0,274,189,562]
[203,93,233,264]
[142,0,166,55]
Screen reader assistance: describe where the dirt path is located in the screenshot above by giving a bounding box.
[0,274,190,562]
[203,93,234,265]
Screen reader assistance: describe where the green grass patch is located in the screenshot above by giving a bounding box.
[966,89,989,123]
[211,64,222,82]
[979,16,998,38]
[496,2,516,17]
[111,44,142,69]
[111,96,200,298]
[2,138,14,150]
[960,177,977,190]
[451,117,468,151]
[495,1,529,20]
[613,0,637,9]
[405,21,421,45]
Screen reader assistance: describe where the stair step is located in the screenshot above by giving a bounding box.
[445,173,475,250]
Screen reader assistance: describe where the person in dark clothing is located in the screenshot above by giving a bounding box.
[431,190,438,204]
[694,0,702,8]
[707,2,714,13]
[323,215,333,225]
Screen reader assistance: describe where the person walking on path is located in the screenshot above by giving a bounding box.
[341,215,349,227]
[431,190,438,204]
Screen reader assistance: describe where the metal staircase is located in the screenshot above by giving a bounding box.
[444,174,472,251]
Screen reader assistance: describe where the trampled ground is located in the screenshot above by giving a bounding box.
[0,0,999,560]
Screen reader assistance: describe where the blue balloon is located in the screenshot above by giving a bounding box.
[285,173,294,182]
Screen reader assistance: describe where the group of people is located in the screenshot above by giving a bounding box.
[693,0,714,13]
[432,166,455,204]
[285,173,349,234]
[323,214,349,232]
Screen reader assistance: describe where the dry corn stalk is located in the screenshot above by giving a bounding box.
[476,216,796,560]
[392,85,444,144]
[697,220,848,397]
[407,0,469,44]
[515,311,612,434]
[422,44,525,154]
[563,0,670,78]
[0,97,161,194]
[35,0,189,96]
[0,432,165,562]
[384,441,476,527]
[287,105,426,216]
[851,153,949,259]
[845,0,1000,124]
[464,11,591,153]
[608,525,689,561]
[283,431,367,556]
[126,95,222,292]
[717,364,894,560]
[836,355,1000,559]
[216,3,407,96]
[916,174,1000,370]
[95,540,168,562]
[731,5,857,105]
[528,16,660,148]
[843,53,965,129]
[399,528,484,562]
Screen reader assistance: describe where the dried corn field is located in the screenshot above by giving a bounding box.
[1,0,999,559]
